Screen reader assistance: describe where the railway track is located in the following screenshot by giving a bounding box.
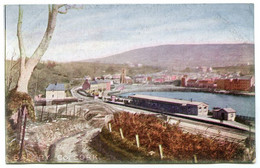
[70,88,252,144]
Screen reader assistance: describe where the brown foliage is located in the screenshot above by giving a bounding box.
[7,88,35,121]
[110,112,244,162]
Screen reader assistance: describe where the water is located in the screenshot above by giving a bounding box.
[120,91,255,117]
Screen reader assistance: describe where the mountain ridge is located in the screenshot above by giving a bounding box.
[84,43,254,69]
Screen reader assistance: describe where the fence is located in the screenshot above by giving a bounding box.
[236,115,255,121]
[35,102,85,122]
[15,100,89,161]
[16,104,28,161]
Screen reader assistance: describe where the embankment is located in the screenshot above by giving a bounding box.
[110,85,254,97]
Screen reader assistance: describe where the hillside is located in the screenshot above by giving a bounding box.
[5,60,161,97]
[86,43,254,69]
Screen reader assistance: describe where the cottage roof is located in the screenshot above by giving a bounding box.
[89,81,98,84]
[88,80,110,84]
[223,108,236,113]
[130,94,208,106]
[46,83,65,91]
[187,79,197,82]
[219,76,252,80]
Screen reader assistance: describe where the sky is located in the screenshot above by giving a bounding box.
[5,4,254,62]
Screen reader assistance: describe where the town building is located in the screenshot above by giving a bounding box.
[153,77,165,83]
[186,79,197,87]
[46,83,66,99]
[212,107,236,121]
[153,75,177,83]
[112,74,121,84]
[129,94,208,116]
[125,76,133,84]
[134,75,148,84]
[82,79,111,92]
[181,75,188,87]
[197,79,216,88]
[103,74,113,80]
[216,76,254,91]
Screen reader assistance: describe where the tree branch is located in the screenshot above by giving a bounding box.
[17,5,26,68]
[25,5,59,69]
[58,8,68,14]
[58,4,68,14]
[57,4,66,9]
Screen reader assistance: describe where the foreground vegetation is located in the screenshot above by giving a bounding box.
[91,112,250,163]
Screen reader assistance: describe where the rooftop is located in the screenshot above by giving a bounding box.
[219,76,253,80]
[213,107,236,113]
[223,108,236,113]
[130,94,208,106]
[46,83,65,91]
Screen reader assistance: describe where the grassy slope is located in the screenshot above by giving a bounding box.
[213,65,254,76]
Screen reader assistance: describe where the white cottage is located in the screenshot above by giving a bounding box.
[46,83,66,99]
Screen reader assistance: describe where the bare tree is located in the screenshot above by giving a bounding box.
[16,5,68,93]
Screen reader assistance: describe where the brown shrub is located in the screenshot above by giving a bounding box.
[110,112,244,162]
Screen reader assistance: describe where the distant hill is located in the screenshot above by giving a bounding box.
[85,43,254,69]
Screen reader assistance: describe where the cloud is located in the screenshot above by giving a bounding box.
[5,4,254,62]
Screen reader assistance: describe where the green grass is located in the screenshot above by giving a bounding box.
[213,65,254,76]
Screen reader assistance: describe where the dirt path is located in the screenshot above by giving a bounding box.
[48,126,101,163]
[24,99,116,163]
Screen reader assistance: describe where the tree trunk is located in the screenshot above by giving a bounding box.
[16,5,62,94]
[16,65,33,93]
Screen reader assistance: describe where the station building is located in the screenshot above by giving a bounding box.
[129,94,208,116]
[212,107,236,121]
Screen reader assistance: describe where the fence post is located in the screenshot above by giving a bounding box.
[18,106,28,161]
[40,106,44,121]
[46,107,49,120]
[74,105,76,117]
[119,128,124,139]
[66,103,68,116]
[108,123,112,132]
[136,134,140,148]
[193,154,197,163]
[17,107,23,141]
[79,107,82,117]
[55,104,58,118]
[159,144,163,160]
